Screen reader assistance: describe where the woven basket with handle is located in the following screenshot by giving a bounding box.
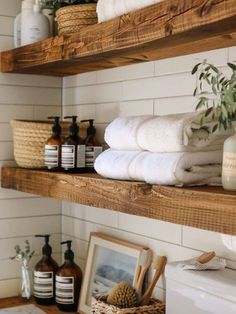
[91,296,165,314]
[56,3,97,36]
[11,119,87,169]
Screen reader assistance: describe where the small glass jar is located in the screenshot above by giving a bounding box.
[21,261,32,299]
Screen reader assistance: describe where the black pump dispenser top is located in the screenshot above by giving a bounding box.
[64,116,78,136]
[35,234,52,256]
[61,240,74,261]
[81,119,96,136]
[48,116,61,135]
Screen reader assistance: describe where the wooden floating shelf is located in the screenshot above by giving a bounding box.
[1,167,236,236]
[1,0,236,76]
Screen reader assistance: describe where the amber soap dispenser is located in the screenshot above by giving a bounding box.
[61,116,85,172]
[56,241,82,312]
[81,119,103,172]
[44,116,62,171]
[34,235,59,305]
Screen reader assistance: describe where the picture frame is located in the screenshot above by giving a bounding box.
[78,232,146,314]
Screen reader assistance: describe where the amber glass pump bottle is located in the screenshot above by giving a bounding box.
[34,235,59,305]
[44,116,62,171]
[56,241,82,312]
[81,119,103,172]
[61,116,85,172]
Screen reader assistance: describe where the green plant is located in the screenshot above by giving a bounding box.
[11,240,34,299]
[11,240,34,265]
[41,0,97,9]
[192,59,236,132]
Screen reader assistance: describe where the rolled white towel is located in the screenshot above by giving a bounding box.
[94,148,141,180]
[105,115,152,150]
[128,151,150,181]
[142,151,222,186]
[97,0,162,23]
[96,0,114,23]
[137,111,232,152]
[95,149,222,186]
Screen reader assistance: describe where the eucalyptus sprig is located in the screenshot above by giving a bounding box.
[192,59,236,132]
[11,240,34,265]
[41,0,97,9]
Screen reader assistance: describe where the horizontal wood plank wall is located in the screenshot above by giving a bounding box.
[0,0,62,298]
[1,0,236,75]
[0,0,21,51]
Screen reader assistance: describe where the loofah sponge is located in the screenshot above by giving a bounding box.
[107,282,138,308]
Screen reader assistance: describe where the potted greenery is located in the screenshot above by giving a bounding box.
[192,60,236,191]
[11,240,34,299]
[42,0,97,10]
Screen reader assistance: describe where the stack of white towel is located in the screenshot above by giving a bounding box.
[95,112,232,186]
[96,0,162,23]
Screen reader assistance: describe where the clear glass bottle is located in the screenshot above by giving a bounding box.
[21,260,32,299]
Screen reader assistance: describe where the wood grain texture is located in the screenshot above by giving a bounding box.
[1,0,236,76]
[1,167,236,236]
[0,296,76,313]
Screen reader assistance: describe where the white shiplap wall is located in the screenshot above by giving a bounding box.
[62,47,236,300]
[2,0,236,300]
[0,1,62,297]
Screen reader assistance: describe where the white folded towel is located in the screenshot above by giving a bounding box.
[94,149,140,180]
[104,116,152,150]
[97,0,162,23]
[142,151,222,186]
[137,112,232,153]
[95,149,222,186]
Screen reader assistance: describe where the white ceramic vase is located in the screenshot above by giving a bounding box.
[222,131,236,191]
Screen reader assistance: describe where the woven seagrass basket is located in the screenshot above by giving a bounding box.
[91,296,165,314]
[11,119,87,169]
[56,3,97,36]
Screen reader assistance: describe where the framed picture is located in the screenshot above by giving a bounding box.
[78,232,146,314]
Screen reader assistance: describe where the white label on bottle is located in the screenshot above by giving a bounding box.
[85,146,103,168]
[45,144,59,169]
[29,26,44,42]
[222,152,236,177]
[77,145,85,168]
[62,145,75,169]
[56,276,74,304]
[34,271,53,298]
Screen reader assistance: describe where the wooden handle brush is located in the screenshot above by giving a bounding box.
[140,256,167,306]
[135,249,153,296]
[197,251,216,264]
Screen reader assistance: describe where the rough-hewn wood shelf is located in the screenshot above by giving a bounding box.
[1,167,236,236]
[1,0,236,76]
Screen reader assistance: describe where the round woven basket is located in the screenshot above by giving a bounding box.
[56,3,97,35]
[91,296,165,314]
[11,120,86,169]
